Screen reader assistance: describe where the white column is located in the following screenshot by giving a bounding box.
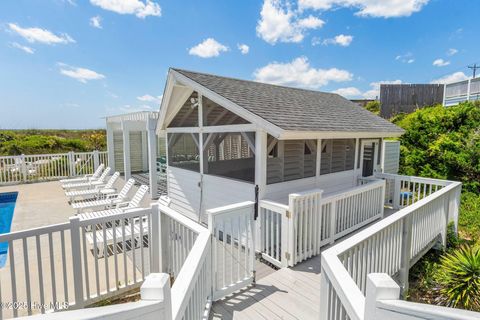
[106,121,115,172]
[141,130,149,172]
[147,118,158,199]
[122,120,131,180]
[353,138,360,183]
[255,130,267,199]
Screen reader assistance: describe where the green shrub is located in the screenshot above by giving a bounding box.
[438,245,480,310]
[364,101,380,115]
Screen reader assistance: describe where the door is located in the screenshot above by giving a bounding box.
[360,140,379,177]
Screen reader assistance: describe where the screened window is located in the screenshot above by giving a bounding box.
[167,133,200,172]
[320,139,355,175]
[203,132,255,182]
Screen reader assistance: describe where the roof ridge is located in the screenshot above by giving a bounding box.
[171,67,341,97]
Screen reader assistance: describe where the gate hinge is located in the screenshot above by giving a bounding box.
[285,252,291,260]
[285,210,291,219]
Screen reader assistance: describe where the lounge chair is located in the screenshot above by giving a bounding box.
[72,181,145,214]
[59,164,105,184]
[86,219,149,258]
[62,167,111,190]
[65,172,120,202]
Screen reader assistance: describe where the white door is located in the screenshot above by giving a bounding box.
[360,140,379,177]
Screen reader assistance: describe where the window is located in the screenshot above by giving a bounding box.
[167,133,200,172]
[203,132,255,182]
[320,139,355,175]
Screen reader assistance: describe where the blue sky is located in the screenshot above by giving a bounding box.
[0,0,478,129]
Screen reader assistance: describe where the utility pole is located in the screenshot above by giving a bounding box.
[468,63,480,78]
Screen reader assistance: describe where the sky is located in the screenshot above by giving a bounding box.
[0,0,479,129]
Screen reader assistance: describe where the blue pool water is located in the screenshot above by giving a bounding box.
[0,192,18,268]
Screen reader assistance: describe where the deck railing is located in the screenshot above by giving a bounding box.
[0,151,108,185]
[259,179,385,268]
[319,175,462,320]
[0,201,256,319]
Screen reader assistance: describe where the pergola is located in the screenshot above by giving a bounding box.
[105,111,160,199]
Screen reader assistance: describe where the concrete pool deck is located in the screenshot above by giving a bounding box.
[0,179,153,319]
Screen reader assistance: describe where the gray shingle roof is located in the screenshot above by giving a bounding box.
[173,68,404,134]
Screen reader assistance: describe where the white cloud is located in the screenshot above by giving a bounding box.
[322,34,353,46]
[432,58,450,67]
[253,56,352,89]
[58,63,105,83]
[362,80,402,99]
[256,0,324,44]
[332,87,361,97]
[298,0,429,18]
[431,72,469,84]
[237,43,249,55]
[10,42,35,54]
[90,16,102,28]
[447,48,458,56]
[137,94,162,104]
[189,38,229,58]
[395,52,414,64]
[90,0,161,18]
[8,23,75,45]
[117,104,152,113]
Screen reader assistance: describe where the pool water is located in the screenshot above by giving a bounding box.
[0,192,18,268]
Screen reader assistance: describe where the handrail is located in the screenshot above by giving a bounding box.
[320,177,462,320]
[376,300,480,320]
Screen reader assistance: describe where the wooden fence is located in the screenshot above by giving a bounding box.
[0,151,108,185]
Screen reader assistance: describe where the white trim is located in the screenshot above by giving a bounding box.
[171,70,284,138]
[166,123,257,133]
[359,139,379,178]
[278,130,403,140]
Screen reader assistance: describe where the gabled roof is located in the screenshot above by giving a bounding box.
[172,68,404,135]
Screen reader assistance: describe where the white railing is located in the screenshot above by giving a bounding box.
[376,173,449,209]
[0,201,256,320]
[0,207,153,319]
[208,202,256,301]
[319,177,462,320]
[0,151,108,185]
[364,273,480,320]
[444,77,480,106]
[259,179,385,268]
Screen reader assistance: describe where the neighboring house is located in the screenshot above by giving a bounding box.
[156,68,404,223]
[443,77,480,106]
[379,84,444,118]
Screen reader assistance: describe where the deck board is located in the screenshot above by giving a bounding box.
[211,255,322,320]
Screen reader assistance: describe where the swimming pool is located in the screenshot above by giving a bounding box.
[0,192,18,268]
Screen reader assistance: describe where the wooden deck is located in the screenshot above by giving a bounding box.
[211,255,322,320]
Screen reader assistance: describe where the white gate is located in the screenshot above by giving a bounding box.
[207,201,256,301]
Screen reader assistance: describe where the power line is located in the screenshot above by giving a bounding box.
[468,63,480,78]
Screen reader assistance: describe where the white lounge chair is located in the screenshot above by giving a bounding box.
[71,180,142,213]
[62,167,111,190]
[59,164,105,184]
[86,219,149,258]
[65,172,120,202]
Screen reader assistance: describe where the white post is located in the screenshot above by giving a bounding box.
[122,121,131,180]
[69,216,85,309]
[140,273,172,320]
[329,201,337,244]
[353,138,360,183]
[151,204,161,273]
[319,271,330,320]
[93,150,100,171]
[142,130,149,172]
[106,122,115,172]
[393,177,401,210]
[399,215,412,296]
[287,194,298,266]
[255,130,267,199]
[147,118,158,199]
[364,273,400,320]
[20,154,27,182]
[316,139,321,178]
[467,78,471,101]
[68,151,76,177]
